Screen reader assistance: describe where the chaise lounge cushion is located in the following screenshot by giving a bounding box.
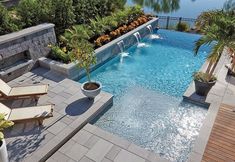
[0,102,53,123]
[9,85,48,97]
[9,105,53,121]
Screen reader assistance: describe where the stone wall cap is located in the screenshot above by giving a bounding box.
[0,23,55,44]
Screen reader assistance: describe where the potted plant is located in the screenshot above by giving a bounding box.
[71,41,102,99]
[193,10,235,96]
[193,72,217,96]
[0,113,14,162]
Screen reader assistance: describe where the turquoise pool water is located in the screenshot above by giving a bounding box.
[127,0,228,18]
[79,30,209,161]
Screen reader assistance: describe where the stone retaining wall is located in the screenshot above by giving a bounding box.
[39,18,159,80]
[0,23,56,81]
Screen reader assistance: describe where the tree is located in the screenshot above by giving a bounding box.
[194,11,235,79]
[60,25,93,48]
[17,0,44,27]
[195,10,223,32]
[17,0,75,35]
[50,0,75,35]
[70,41,96,82]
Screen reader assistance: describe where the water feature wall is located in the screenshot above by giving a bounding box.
[0,23,56,81]
[39,18,159,79]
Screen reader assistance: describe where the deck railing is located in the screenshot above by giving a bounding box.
[157,16,197,29]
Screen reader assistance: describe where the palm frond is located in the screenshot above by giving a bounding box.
[207,41,225,63]
[194,36,213,55]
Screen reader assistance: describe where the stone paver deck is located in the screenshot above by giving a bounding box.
[3,67,113,162]
[46,124,170,162]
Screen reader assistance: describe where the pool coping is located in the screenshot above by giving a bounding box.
[184,51,232,162]
[38,17,159,80]
[47,123,171,162]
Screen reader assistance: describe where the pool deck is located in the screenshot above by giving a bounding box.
[202,103,235,162]
[3,67,113,162]
[46,123,170,162]
[184,52,235,162]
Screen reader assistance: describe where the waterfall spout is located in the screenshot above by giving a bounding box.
[133,32,149,48]
[117,40,125,53]
[117,40,129,63]
[134,32,141,44]
[147,25,153,33]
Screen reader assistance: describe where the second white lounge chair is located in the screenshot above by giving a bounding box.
[0,103,54,125]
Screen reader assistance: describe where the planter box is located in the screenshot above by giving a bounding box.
[39,17,159,80]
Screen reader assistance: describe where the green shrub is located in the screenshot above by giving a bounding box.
[60,25,94,48]
[61,6,143,44]
[17,0,75,35]
[17,0,44,28]
[73,0,126,24]
[0,3,19,35]
[127,5,143,23]
[176,22,189,32]
[49,45,71,63]
[50,0,75,35]
[54,5,144,62]
[0,113,14,141]
[1,0,126,36]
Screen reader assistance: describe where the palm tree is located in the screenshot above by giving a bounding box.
[194,10,235,79]
[60,25,93,48]
[195,10,223,32]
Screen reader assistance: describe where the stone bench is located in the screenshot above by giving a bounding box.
[0,59,34,82]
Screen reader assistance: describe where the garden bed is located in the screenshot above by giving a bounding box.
[47,6,154,64]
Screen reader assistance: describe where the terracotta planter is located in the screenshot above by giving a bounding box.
[194,79,216,96]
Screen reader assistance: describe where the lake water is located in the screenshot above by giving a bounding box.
[127,0,229,18]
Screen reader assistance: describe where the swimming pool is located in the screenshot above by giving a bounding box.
[79,29,209,162]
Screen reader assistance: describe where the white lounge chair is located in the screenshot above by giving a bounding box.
[0,102,54,125]
[0,79,48,101]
